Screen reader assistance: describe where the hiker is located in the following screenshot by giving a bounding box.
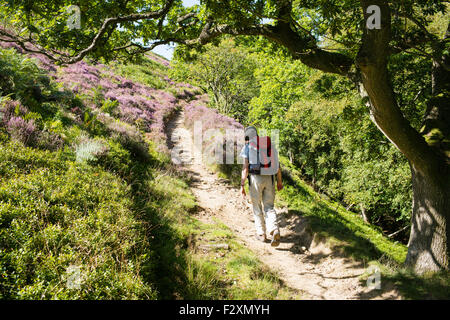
[240,126,283,247]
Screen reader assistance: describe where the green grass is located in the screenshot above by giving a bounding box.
[209,154,408,265]
[0,140,157,299]
[356,261,450,300]
[179,218,302,300]
[276,156,408,265]
[383,269,450,299]
[109,55,168,90]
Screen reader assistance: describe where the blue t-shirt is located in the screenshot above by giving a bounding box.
[240,143,250,159]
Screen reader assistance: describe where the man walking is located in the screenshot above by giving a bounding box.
[240,126,283,247]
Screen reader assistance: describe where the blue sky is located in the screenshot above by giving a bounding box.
[152,0,200,60]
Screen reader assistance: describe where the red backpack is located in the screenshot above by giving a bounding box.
[248,136,272,174]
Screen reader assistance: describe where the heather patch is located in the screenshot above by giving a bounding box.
[1,41,181,148]
[5,116,38,146]
[55,60,179,144]
[182,98,244,177]
[184,98,243,133]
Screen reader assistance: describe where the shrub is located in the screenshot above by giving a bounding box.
[97,139,132,177]
[36,130,64,151]
[6,116,38,146]
[0,100,28,125]
[0,141,156,299]
[0,48,48,108]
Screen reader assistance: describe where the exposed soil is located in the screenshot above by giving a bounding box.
[167,110,402,300]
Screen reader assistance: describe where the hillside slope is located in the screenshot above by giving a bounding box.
[0,44,302,299]
[0,42,198,299]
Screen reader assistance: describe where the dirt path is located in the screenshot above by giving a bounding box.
[167,110,401,300]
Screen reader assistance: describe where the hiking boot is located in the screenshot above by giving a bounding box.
[256,234,267,242]
[271,230,281,247]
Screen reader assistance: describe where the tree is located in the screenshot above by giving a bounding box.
[1,0,449,273]
[171,38,259,122]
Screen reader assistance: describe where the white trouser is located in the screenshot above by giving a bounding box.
[248,174,279,236]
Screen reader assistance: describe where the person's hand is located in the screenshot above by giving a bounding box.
[241,185,246,197]
[240,178,247,197]
[277,180,283,191]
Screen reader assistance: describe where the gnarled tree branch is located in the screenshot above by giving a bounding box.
[65,0,176,64]
[357,0,441,179]
[182,20,354,76]
[0,0,177,64]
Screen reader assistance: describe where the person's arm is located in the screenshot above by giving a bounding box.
[241,158,249,196]
[276,167,283,191]
[273,144,283,191]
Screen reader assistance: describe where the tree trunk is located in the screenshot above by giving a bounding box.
[406,23,450,273]
[355,2,450,273]
[406,165,450,273]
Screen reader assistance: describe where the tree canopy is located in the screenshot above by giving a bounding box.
[1,1,447,70]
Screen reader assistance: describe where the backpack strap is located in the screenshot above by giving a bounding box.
[256,136,260,166]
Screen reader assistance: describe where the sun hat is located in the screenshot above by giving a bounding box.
[245,126,258,141]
